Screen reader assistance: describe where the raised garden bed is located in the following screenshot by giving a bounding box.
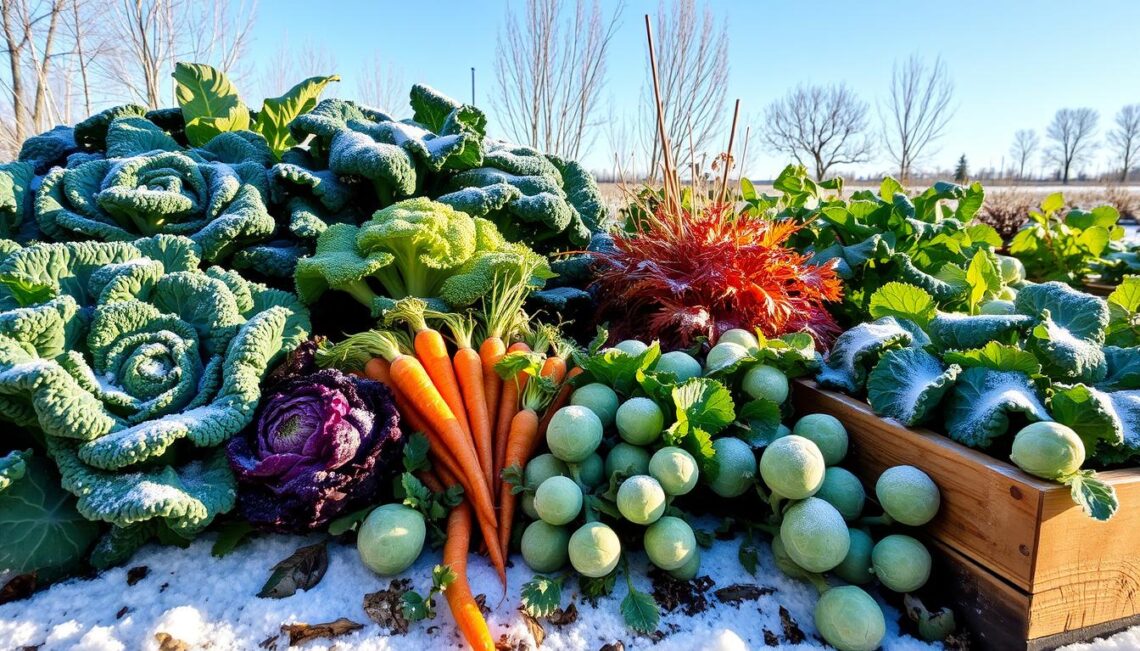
[792,379,1140,650]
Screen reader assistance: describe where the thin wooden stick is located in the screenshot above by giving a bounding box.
[719,99,741,205]
[738,125,752,196]
[644,14,679,217]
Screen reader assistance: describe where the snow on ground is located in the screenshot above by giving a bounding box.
[0,522,1134,651]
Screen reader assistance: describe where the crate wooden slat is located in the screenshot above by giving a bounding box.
[792,379,1140,646]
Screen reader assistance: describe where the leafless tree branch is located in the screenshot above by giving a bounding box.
[880,54,955,183]
[1044,107,1098,184]
[761,83,874,181]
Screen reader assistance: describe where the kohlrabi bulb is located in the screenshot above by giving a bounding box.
[814,466,866,521]
[791,414,848,465]
[616,397,665,446]
[742,365,790,404]
[616,475,667,525]
[614,339,649,356]
[568,522,621,578]
[570,383,620,429]
[656,351,703,381]
[605,442,651,481]
[814,586,886,651]
[547,405,603,463]
[871,534,932,593]
[706,437,757,498]
[649,446,700,496]
[643,516,697,571]
[718,328,760,350]
[875,465,941,526]
[779,497,850,573]
[1010,422,1085,480]
[358,504,426,576]
[520,520,571,573]
[759,434,826,500]
[833,528,875,585]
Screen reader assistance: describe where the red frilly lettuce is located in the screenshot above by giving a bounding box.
[227,341,404,531]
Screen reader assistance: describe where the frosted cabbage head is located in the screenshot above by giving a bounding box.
[228,345,403,532]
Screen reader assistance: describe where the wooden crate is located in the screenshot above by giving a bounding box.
[792,380,1140,650]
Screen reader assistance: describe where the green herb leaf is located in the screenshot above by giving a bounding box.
[172,62,251,146]
[327,506,374,536]
[579,571,617,602]
[211,521,255,557]
[1066,469,1119,521]
[401,592,431,621]
[403,433,431,473]
[433,564,457,591]
[520,575,563,618]
[965,249,1002,312]
[942,342,1042,375]
[736,398,783,447]
[869,282,937,328]
[621,588,660,634]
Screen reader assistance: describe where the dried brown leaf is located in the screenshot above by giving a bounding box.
[362,579,411,634]
[154,632,190,651]
[713,583,773,605]
[779,606,806,644]
[520,610,546,647]
[258,542,328,599]
[126,566,149,586]
[547,602,578,626]
[281,617,363,646]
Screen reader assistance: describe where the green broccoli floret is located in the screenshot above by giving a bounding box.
[294,197,550,315]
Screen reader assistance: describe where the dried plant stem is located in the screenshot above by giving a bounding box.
[644,13,680,219]
[719,99,741,205]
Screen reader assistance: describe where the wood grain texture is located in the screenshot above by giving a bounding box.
[793,379,1140,639]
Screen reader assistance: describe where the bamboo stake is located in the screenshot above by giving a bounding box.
[719,99,741,205]
[644,14,680,218]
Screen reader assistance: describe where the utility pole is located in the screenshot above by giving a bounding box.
[471,67,475,104]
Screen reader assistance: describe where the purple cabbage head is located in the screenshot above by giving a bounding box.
[227,341,403,531]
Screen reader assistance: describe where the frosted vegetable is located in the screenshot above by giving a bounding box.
[569,521,622,578]
[614,339,649,356]
[780,497,850,573]
[575,453,605,488]
[814,586,886,651]
[668,548,702,580]
[643,515,697,571]
[648,446,699,496]
[980,299,1016,315]
[791,414,848,465]
[357,504,426,576]
[616,475,667,525]
[605,442,651,481]
[656,351,703,381]
[998,255,1025,284]
[718,328,759,350]
[570,383,620,428]
[706,437,757,498]
[1010,422,1085,480]
[704,341,751,372]
[833,528,874,585]
[759,435,826,500]
[814,467,866,521]
[533,475,583,526]
[546,406,603,463]
[616,397,665,445]
[522,453,567,519]
[875,465,941,526]
[742,365,790,404]
[520,520,571,573]
[771,534,811,580]
[871,534,932,592]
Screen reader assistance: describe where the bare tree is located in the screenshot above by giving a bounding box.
[1045,108,1098,184]
[881,54,955,182]
[639,0,727,180]
[761,83,874,181]
[0,0,68,141]
[1009,129,1039,180]
[256,38,338,101]
[1107,104,1139,183]
[102,0,258,109]
[356,52,405,116]
[492,0,623,159]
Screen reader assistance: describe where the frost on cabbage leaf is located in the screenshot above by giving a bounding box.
[0,236,309,561]
[944,367,1049,447]
[1049,347,1140,464]
[817,317,927,393]
[926,312,1032,350]
[867,348,960,426]
[1015,281,1109,383]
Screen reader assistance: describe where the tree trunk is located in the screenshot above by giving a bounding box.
[1,0,27,141]
[31,0,62,133]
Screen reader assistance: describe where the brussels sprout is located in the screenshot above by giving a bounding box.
[775,424,791,440]
[358,504,426,576]
[575,453,605,488]
[643,515,697,571]
[998,255,1025,284]
[871,534,932,593]
[780,497,850,573]
[547,406,603,462]
[649,446,699,496]
[718,328,760,350]
[834,528,874,585]
[980,299,1016,315]
[706,437,758,497]
[616,475,667,525]
[526,453,569,487]
[521,520,571,573]
[614,339,649,356]
[1010,422,1085,480]
[605,442,651,481]
[759,435,826,500]
[569,522,622,578]
[534,475,583,526]
[814,586,886,651]
[771,534,812,580]
[791,414,849,465]
[815,467,866,521]
[668,548,702,581]
[875,465,941,526]
[742,365,790,404]
[656,351,703,381]
[616,397,666,445]
[705,342,751,373]
[571,383,620,428]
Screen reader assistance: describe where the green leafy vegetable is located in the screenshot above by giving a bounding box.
[173,62,252,146]
[817,317,919,393]
[944,368,1049,447]
[255,75,341,157]
[867,349,960,426]
[869,282,937,328]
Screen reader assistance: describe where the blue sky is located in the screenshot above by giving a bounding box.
[248,0,1140,180]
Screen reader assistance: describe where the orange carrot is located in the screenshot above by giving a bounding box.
[366,332,505,584]
[417,470,445,494]
[540,355,568,384]
[479,336,507,452]
[493,341,531,496]
[443,501,496,651]
[438,312,495,498]
[385,299,473,441]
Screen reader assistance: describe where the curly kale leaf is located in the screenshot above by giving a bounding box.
[817,317,920,393]
[0,237,309,540]
[867,348,960,426]
[73,104,149,151]
[944,367,1049,447]
[18,125,79,174]
[1015,281,1109,383]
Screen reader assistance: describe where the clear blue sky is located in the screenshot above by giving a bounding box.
[248,0,1140,180]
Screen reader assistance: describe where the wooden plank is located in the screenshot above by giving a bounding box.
[932,540,1031,650]
[1026,471,1140,637]
[793,380,1046,590]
